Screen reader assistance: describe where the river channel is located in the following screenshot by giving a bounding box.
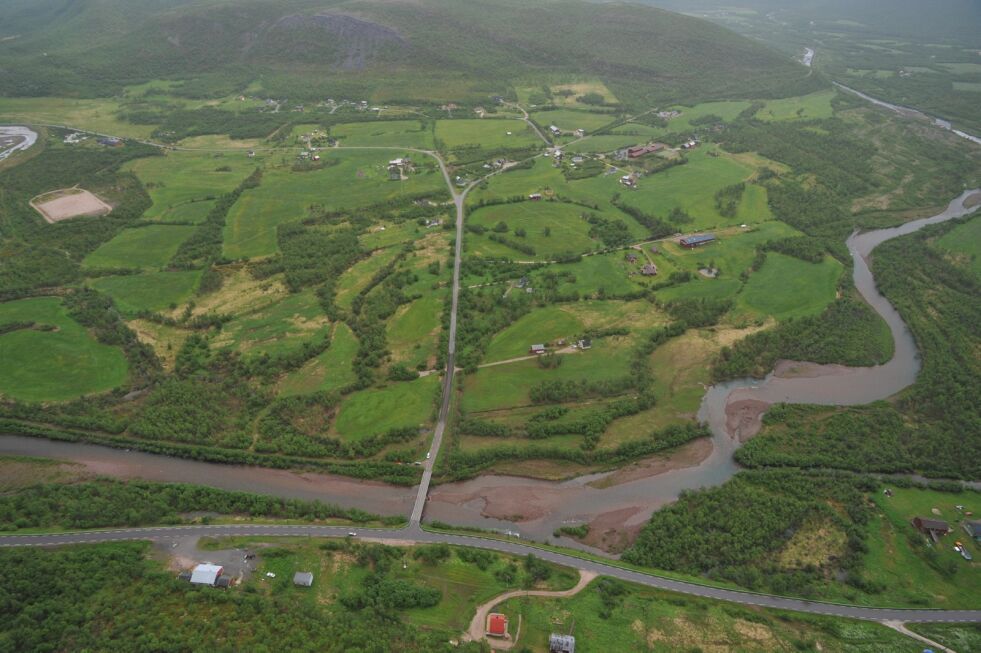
[0,125,38,161]
[1,190,978,550]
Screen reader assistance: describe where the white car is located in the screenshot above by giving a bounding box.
[348,532,357,537]
[426,452,431,459]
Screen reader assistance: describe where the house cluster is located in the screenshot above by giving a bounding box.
[657,110,681,120]
[625,250,658,276]
[910,513,979,560]
[681,138,699,150]
[388,156,412,180]
[529,338,591,355]
[63,132,87,145]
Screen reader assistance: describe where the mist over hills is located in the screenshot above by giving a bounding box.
[0,0,821,106]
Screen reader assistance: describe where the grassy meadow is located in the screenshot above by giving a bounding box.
[278,323,360,396]
[83,225,195,269]
[435,119,541,151]
[89,270,202,314]
[736,253,842,321]
[212,289,330,358]
[0,297,128,401]
[333,375,439,442]
[331,119,434,148]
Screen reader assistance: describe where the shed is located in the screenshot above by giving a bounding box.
[962,521,981,542]
[293,572,314,587]
[642,263,658,276]
[190,563,223,586]
[679,234,716,248]
[549,634,576,653]
[912,517,950,542]
[530,344,546,355]
[487,613,509,638]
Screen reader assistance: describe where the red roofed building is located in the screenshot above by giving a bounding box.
[627,143,664,159]
[487,613,509,638]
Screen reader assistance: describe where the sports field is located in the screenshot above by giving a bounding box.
[83,225,196,269]
[31,188,111,223]
[0,297,129,401]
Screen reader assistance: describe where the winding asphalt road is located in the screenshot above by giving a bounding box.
[1,524,978,624]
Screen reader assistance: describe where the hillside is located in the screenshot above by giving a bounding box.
[0,0,821,106]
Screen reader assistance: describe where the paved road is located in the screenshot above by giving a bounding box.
[1,524,978,624]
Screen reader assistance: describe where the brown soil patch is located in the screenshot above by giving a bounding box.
[580,506,644,553]
[725,399,770,442]
[587,438,713,489]
[31,187,112,223]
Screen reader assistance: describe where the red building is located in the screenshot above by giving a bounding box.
[487,613,509,638]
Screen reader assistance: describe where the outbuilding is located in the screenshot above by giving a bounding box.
[912,517,951,542]
[189,563,223,586]
[529,344,546,355]
[486,613,509,638]
[679,234,716,249]
[293,572,314,587]
[550,634,576,653]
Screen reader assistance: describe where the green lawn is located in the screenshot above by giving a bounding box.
[213,289,330,358]
[935,216,980,279]
[332,119,434,148]
[737,253,842,321]
[124,152,258,221]
[89,270,201,314]
[756,90,837,122]
[0,297,129,401]
[435,119,541,150]
[484,306,584,362]
[82,225,195,270]
[223,150,446,259]
[333,375,438,441]
[278,322,359,396]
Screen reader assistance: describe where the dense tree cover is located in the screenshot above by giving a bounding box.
[662,297,732,327]
[584,213,634,247]
[610,194,675,239]
[713,297,893,380]
[0,543,474,653]
[714,182,744,218]
[0,479,392,531]
[740,219,980,479]
[623,470,875,596]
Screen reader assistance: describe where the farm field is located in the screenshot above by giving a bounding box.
[386,293,443,369]
[82,224,196,269]
[212,289,330,358]
[616,100,752,138]
[0,297,128,401]
[334,247,404,310]
[124,152,258,221]
[331,119,434,148]
[222,150,447,259]
[278,323,359,396]
[435,119,541,150]
[529,109,615,133]
[89,270,202,314]
[548,80,619,106]
[756,90,837,122]
[736,253,842,321]
[530,251,646,297]
[333,375,439,442]
[466,201,603,260]
[0,97,156,139]
[935,215,980,278]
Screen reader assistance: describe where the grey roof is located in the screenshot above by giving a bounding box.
[681,233,716,245]
[549,633,576,653]
[914,517,950,531]
[190,563,223,585]
[293,571,314,587]
[964,521,981,537]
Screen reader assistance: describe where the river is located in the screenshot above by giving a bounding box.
[1,190,978,551]
[0,125,38,161]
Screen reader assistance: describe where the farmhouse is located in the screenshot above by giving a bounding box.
[550,634,576,653]
[641,263,658,276]
[912,517,951,542]
[293,572,314,587]
[577,338,591,350]
[189,563,223,586]
[619,174,637,188]
[486,613,509,639]
[680,234,716,249]
[549,125,562,136]
[626,143,664,159]
[529,193,543,200]
[529,344,546,355]
[574,128,586,137]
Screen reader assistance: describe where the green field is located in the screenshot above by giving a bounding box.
[89,270,202,314]
[213,289,330,358]
[756,90,837,122]
[223,150,446,259]
[435,119,541,150]
[610,149,766,230]
[335,247,403,310]
[737,253,843,321]
[935,216,980,278]
[529,109,615,134]
[332,119,434,148]
[0,297,129,401]
[496,577,921,652]
[615,100,752,138]
[467,201,619,259]
[532,252,646,296]
[82,225,195,270]
[484,306,583,362]
[333,375,438,441]
[124,152,258,221]
[278,322,359,396]
[386,293,443,369]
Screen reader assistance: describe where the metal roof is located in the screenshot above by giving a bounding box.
[681,234,716,244]
[190,563,222,585]
[293,572,314,586]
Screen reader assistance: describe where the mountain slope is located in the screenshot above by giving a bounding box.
[0,0,822,106]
